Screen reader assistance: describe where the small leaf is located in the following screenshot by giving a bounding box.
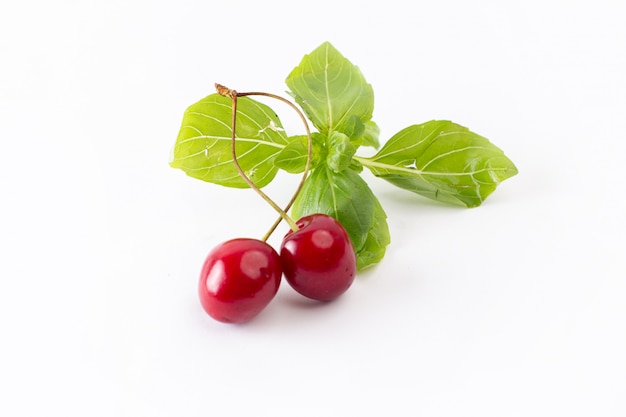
[359,121,381,149]
[273,140,307,174]
[345,118,380,149]
[170,94,287,188]
[361,120,518,207]
[326,132,356,173]
[292,166,375,255]
[274,133,325,174]
[286,42,374,136]
[343,115,365,140]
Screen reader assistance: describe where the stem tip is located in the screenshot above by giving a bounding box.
[215,83,237,98]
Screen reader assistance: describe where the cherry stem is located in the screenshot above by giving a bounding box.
[215,83,313,240]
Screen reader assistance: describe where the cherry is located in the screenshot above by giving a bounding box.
[280,213,356,301]
[198,238,282,323]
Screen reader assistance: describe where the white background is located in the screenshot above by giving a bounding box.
[1,1,625,416]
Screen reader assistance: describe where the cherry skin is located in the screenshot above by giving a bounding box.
[198,238,282,323]
[280,214,356,301]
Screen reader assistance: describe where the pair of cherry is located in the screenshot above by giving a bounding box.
[199,213,356,323]
[197,86,357,324]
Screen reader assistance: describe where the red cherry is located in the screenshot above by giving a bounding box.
[280,214,356,301]
[198,238,282,323]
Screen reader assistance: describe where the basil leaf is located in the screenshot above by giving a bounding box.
[344,118,380,149]
[342,115,365,140]
[285,42,374,136]
[170,94,287,188]
[327,132,356,173]
[356,196,389,270]
[349,158,364,173]
[274,133,325,174]
[359,121,381,149]
[292,166,375,257]
[361,120,518,207]
[273,139,307,173]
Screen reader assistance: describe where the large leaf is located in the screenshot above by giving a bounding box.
[292,166,389,270]
[170,94,288,188]
[360,121,518,207]
[285,42,374,136]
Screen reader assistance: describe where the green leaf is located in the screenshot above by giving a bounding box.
[292,166,378,259]
[348,158,364,173]
[360,120,518,207]
[356,196,389,270]
[359,121,381,149]
[344,117,380,149]
[170,94,287,188]
[342,115,365,140]
[285,42,374,136]
[274,133,325,174]
[326,132,356,173]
